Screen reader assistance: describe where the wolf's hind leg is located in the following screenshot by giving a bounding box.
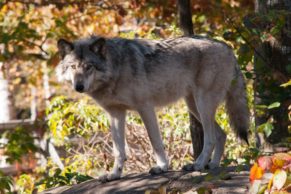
[193,91,219,171]
[99,108,126,182]
[184,94,201,120]
[208,122,226,169]
[138,106,168,175]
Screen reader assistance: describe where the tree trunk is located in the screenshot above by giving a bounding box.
[178,0,194,36]
[178,0,204,160]
[189,113,204,159]
[254,0,291,148]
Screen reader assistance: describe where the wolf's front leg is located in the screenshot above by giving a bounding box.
[99,108,126,182]
[138,106,168,175]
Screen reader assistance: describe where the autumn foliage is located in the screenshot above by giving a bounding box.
[0,0,290,193]
[249,153,291,193]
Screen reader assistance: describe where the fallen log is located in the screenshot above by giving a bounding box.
[40,166,250,194]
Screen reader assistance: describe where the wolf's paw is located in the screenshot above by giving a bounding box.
[193,163,206,171]
[98,173,120,183]
[207,162,219,170]
[149,166,167,175]
[182,163,195,171]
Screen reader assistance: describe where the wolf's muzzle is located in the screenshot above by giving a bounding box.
[75,83,84,93]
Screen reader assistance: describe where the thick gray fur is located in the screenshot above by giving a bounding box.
[56,35,250,181]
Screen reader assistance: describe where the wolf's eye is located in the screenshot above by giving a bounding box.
[85,62,95,71]
[85,65,93,71]
[71,64,76,69]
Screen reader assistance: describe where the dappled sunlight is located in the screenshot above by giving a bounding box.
[0,0,289,193]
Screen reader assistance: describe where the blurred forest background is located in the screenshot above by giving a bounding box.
[0,0,290,193]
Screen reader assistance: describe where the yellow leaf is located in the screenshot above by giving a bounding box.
[272,153,291,172]
[273,159,284,169]
[267,173,274,191]
[280,79,291,87]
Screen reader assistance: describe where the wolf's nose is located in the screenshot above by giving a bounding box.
[75,84,84,92]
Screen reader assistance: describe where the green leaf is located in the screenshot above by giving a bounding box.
[75,174,93,184]
[267,102,280,109]
[264,123,273,137]
[256,105,268,109]
[258,184,267,194]
[264,124,273,137]
[197,15,206,23]
[0,173,13,193]
[257,123,274,137]
[196,187,212,194]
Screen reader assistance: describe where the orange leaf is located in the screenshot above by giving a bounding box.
[250,163,264,182]
[270,163,279,173]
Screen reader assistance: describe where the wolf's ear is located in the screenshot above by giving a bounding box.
[89,38,106,58]
[57,39,74,59]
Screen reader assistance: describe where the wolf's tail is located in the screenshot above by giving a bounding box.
[225,65,250,144]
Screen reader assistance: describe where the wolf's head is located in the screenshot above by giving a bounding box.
[56,37,112,93]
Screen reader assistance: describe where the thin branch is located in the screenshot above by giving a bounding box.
[22,38,49,57]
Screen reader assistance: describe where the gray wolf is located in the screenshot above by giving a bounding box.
[56,35,250,181]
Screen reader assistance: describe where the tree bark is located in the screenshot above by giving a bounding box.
[189,113,204,159]
[178,0,194,36]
